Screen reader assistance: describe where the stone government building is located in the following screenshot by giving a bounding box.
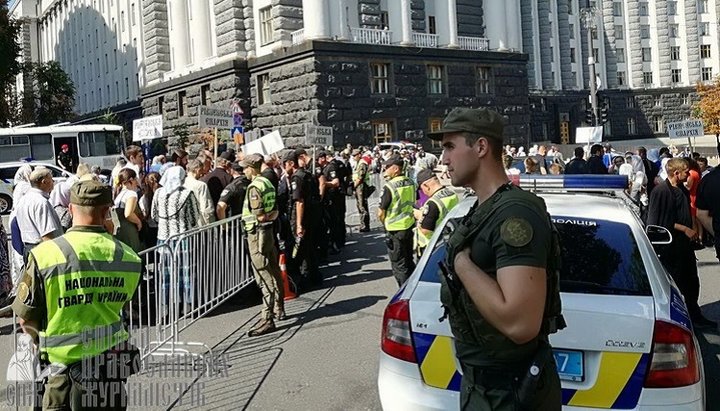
[9,0,718,147]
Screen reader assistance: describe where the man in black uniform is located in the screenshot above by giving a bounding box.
[564,147,588,175]
[318,152,345,252]
[57,144,74,173]
[284,150,322,289]
[430,107,564,410]
[216,161,251,220]
[697,163,720,263]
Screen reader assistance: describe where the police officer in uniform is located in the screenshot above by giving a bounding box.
[318,152,345,252]
[217,161,251,220]
[413,168,459,257]
[429,108,565,410]
[241,154,285,336]
[352,149,371,232]
[12,180,142,410]
[378,156,416,286]
[284,150,322,288]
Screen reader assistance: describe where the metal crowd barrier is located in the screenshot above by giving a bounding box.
[126,214,253,373]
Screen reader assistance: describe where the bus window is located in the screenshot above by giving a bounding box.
[78,131,123,157]
[0,135,31,163]
[30,134,53,161]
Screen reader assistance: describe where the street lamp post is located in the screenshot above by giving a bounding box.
[582,6,599,127]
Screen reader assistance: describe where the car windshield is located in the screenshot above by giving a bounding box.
[420,217,651,297]
[553,217,651,296]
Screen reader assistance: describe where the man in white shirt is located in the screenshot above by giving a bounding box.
[15,168,63,260]
[184,159,215,225]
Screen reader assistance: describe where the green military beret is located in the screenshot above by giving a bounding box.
[428,107,506,142]
[70,180,113,206]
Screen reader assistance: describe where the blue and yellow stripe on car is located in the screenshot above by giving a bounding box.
[412,332,650,409]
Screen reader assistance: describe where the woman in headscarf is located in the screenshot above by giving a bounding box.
[152,166,200,315]
[8,164,33,295]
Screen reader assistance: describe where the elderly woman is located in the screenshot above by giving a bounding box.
[8,164,33,293]
[152,166,200,315]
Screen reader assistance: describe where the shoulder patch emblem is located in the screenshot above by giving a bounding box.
[291,181,297,191]
[500,217,534,248]
[17,282,29,305]
[330,171,337,179]
[220,189,229,198]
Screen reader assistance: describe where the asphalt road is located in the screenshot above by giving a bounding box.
[0,185,717,410]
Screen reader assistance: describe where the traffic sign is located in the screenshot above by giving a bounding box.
[232,127,244,145]
[667,120,704,139]
[132,115,163,141]
[199,105,233,128]
[304,124,333,147]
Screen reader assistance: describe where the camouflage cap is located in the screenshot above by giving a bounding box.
[428,107,505,141]
[70,180,112,206]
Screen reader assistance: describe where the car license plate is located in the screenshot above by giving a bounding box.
[552,349,584,382]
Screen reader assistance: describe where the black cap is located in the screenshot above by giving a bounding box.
[70,180,113,206]
[294,148,308,157]
[416,169,437,186]
[317,151,328,158]
[383,155,404,168]
[283,150,299,164]
[428,107,505,141]
[230,162,244,172]
[219,151,236,162]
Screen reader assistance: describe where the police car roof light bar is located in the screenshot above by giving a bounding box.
[516,175,628,191]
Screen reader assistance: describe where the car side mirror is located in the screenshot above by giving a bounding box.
[646,225,672,245]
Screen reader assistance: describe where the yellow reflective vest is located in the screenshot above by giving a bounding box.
[383,176,416,231]
[416,187,459,250]
[32,227,141,366]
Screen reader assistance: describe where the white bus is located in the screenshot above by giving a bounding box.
[0,124,125,170]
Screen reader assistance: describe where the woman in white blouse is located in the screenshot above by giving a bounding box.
[113,168,143,251]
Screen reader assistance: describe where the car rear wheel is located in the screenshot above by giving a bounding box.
[0,194,12,215]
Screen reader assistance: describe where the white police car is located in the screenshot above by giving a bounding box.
[378,175,705,410]
[0,161,73,214]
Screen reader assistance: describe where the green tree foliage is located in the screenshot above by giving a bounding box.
[28,61,76,125]
[0,0,22,126]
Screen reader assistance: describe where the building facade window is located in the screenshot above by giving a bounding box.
[569,24,574,39]
[642,48,652,62]
[639,2,649,16]
[701,44,711,58]
[615,25,623,39]
[654,95,662,107]
[380,11,389,29]
[570,48,576,63]
[617,48,625,63]
[643,72,653,85]
[627,118,636,134]
[201,84,210,105]
[259,7,273,46]
[124,78,129,100]
[428,16,436,34]
[671,69,682,83]
[550,47,554,62]
[653,115,664,133]
[670,24,679,38]
[372,120,394,144]
[427,65,445,95]
[699,0,708,14]
[702,67,713,81]
[158,96,164,114]
[671,46,681,60]
[593,48,599,61]
[700,22,710,36]
[370,63,390,94]
[641,25,650,39]
[178,91,187,116]
[613,2,622,16]
[429,118,442,148]
[258,74,270,105]
[668,1,677,15]
[476,66,492,94]
[681,93,690,105]
[626,96,636,108]
[617,71,626,86]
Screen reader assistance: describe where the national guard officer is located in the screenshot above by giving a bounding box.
[377,156,416,286]
[352,149,371,232]
[284,150,322,289]
[430,107,565,410]
[413,168,459,257]
[240,154,285,336]
[317,151,345,253]
[12,180,142,410]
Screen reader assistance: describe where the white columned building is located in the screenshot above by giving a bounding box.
[484,0,507,50]
[168,0,190,70]
[302,0,330,40]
